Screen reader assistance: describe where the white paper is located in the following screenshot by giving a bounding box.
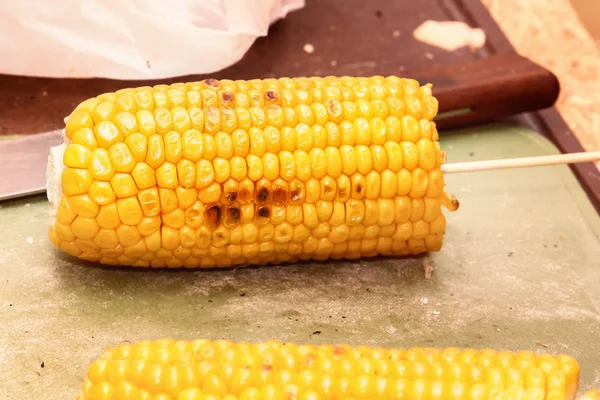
[0,0,304,80]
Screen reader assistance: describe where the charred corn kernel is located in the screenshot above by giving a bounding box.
[320,176,337,201]
[51,76,458,268]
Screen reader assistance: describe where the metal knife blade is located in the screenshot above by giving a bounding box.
[0,131,64,201]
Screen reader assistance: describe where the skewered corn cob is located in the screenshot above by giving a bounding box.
[47,76,459,268]
[78,338,581,400]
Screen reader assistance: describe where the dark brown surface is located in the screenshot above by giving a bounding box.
[0,0,598,213]
[413,53,560,129]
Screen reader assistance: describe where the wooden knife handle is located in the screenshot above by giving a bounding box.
[405,52,560,130]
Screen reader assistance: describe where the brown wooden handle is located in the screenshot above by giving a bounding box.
[404,53,560,130]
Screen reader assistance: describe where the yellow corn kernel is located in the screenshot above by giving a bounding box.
[123,133,147,163]
[96,204,120,229]
[402,142,419,171]
[397,169,412,196]
[88,181,115,206]
[196,159,215,190]
[110,173,138,198]
[230,156,247,181]
[56,197,77,226]
[161,131,182,164]
[409,168,429,199]
[213,158,231,183]
[336,175,351,202]
[65,109,93,139]
[162,209,185,229]
[63,144,91,168]
[129,162,155,190]
[325,147,342,179]
[71,217,100,240]
[365,171,381,200]
[117,197,144,226]
[89,148,115,181]
[174,188,196,211]
[94,229,119,249]
[154,108,173,134]
[95,121,123,149]
[136,109,156,137]
[179,129,203,162]
[62,168,93,196]
[199,182,222,204]
[69,194,100,218]
[157,162,178,189]
[71,127,98,150]
[138,217,161,236]
[329,202,345,226]
[146,135,165,170]
[380,170,398,199]
[339,145,358,176]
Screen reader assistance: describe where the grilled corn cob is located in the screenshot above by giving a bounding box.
[47,76,459,268]
[78,338,580,400]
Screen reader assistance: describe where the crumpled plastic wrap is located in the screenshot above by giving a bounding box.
[0,0,304,80]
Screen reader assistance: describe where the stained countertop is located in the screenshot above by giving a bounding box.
[482,0,600,169]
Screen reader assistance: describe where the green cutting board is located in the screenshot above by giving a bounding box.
[1,124,599,398]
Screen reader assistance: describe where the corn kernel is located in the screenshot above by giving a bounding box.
[117,197,144,226]
[157,162,178,189]
[213,158,231,183]
[146,135,166,170]
[62,168,93,196]
[63,144,91,168]
[69,194,100,218]
[88,181,116,205]
[72,128,98,150]
[89,148,115,181]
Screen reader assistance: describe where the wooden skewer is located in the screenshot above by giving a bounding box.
[441,151,600,174]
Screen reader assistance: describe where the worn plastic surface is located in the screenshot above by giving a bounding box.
[1,124,599,398]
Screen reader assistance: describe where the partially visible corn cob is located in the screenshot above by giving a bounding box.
[47,76,459,268]
[580,390,600,400]
[78,338,580,400]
